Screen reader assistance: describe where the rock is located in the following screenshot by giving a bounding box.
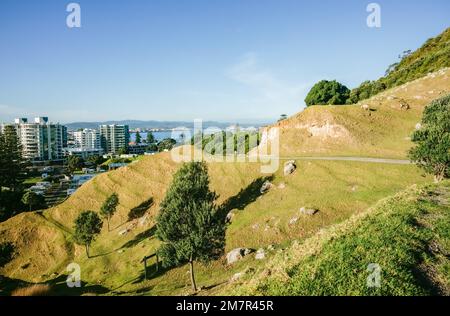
[118,229,128,236]
[283,160,296,175]
[278,183,286,189]
[252,223,260,230]
[255,248,266,260]
[225,211,235,224]
[260,181,273,194]
[415,123,422,130]
[230,272,244,282]
[361,104,370,111]
[226,248,253,265]
[289,217,299,225]
[300,207,319,216]
[399,99,410,110]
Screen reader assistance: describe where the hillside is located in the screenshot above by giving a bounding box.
[349,27,450,103]
[0,69,449,296]
[264,67,450,158]
[219,181,450,296]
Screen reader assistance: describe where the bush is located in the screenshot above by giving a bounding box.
[305,80,350,106]
[409,94,450,182]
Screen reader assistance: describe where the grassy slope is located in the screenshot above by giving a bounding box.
[0,68,449,295]
[221,181,450,296]
[271,67,450,158]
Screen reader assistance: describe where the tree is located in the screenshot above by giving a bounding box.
[135,131,142,144]
[118,147,128,155]
[0,125,25,192]
[74,211,103,258]
[0,242,14,268]
[21,191,46,212]
[409,94,450,182]
[146,132,156,144]
[100,193,119,231]
[156,161,225,292]
[67,155,84,173]
[157,138,176,152]
[305,80,350,106]
[86,155,105,167]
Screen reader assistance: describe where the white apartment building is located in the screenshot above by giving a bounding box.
[99,125,130,154]
[73,129,101,149]
[7,117,67,161]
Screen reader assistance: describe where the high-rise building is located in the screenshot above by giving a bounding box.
[99,125,130,154]
[73,129,101,149]
[4,117,68,161]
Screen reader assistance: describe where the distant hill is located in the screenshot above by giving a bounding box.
[65,120,269,131]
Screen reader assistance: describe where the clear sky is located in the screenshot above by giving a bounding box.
[0,0,449,124]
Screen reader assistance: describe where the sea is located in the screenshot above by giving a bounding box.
[130,129,194,143]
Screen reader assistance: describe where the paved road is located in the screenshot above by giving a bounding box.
[257,155,412,165]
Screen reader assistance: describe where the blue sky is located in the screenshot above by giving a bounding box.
[0,0,449,124]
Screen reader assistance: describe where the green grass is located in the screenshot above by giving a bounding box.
[229,181,450,296]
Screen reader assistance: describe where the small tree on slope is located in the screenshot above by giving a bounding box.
[156,161,225,292]
[100,193,119,231]
[409,94,450,182]
[74,211,103,258]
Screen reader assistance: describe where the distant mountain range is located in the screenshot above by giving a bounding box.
[65,120,271,131]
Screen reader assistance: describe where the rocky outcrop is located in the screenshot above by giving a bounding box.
[255,248,266,260]
[284,160,296,176]
[260,181,273,194]
[300,207,319,216]
[226,248,253,265]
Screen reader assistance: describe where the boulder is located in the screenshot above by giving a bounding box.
[278,183,286,189]
[255,248,266,260]
[415,123,422,130]
[289,217,299,225]
[361,104,370,111]
[225,211,235,224]
[399,99,410,110]
[300,207,319,216]
[284,160,296,176]
[230,272,244,282]
[118,229,129,236]
[260,181,273,194]
[226,248,253,265]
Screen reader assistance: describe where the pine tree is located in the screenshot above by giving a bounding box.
[135,131,141,144]
[100,193,119,231]
[74,211,103,258]
[146,132,155,144]
[0,125,24,192]
[156,161,225,292]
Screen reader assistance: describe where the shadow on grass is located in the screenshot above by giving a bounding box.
[128,198,154,221]
[119,226,157,250]
[0,274,110,296]
[113,197,154,231]
[218,175,274,220]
